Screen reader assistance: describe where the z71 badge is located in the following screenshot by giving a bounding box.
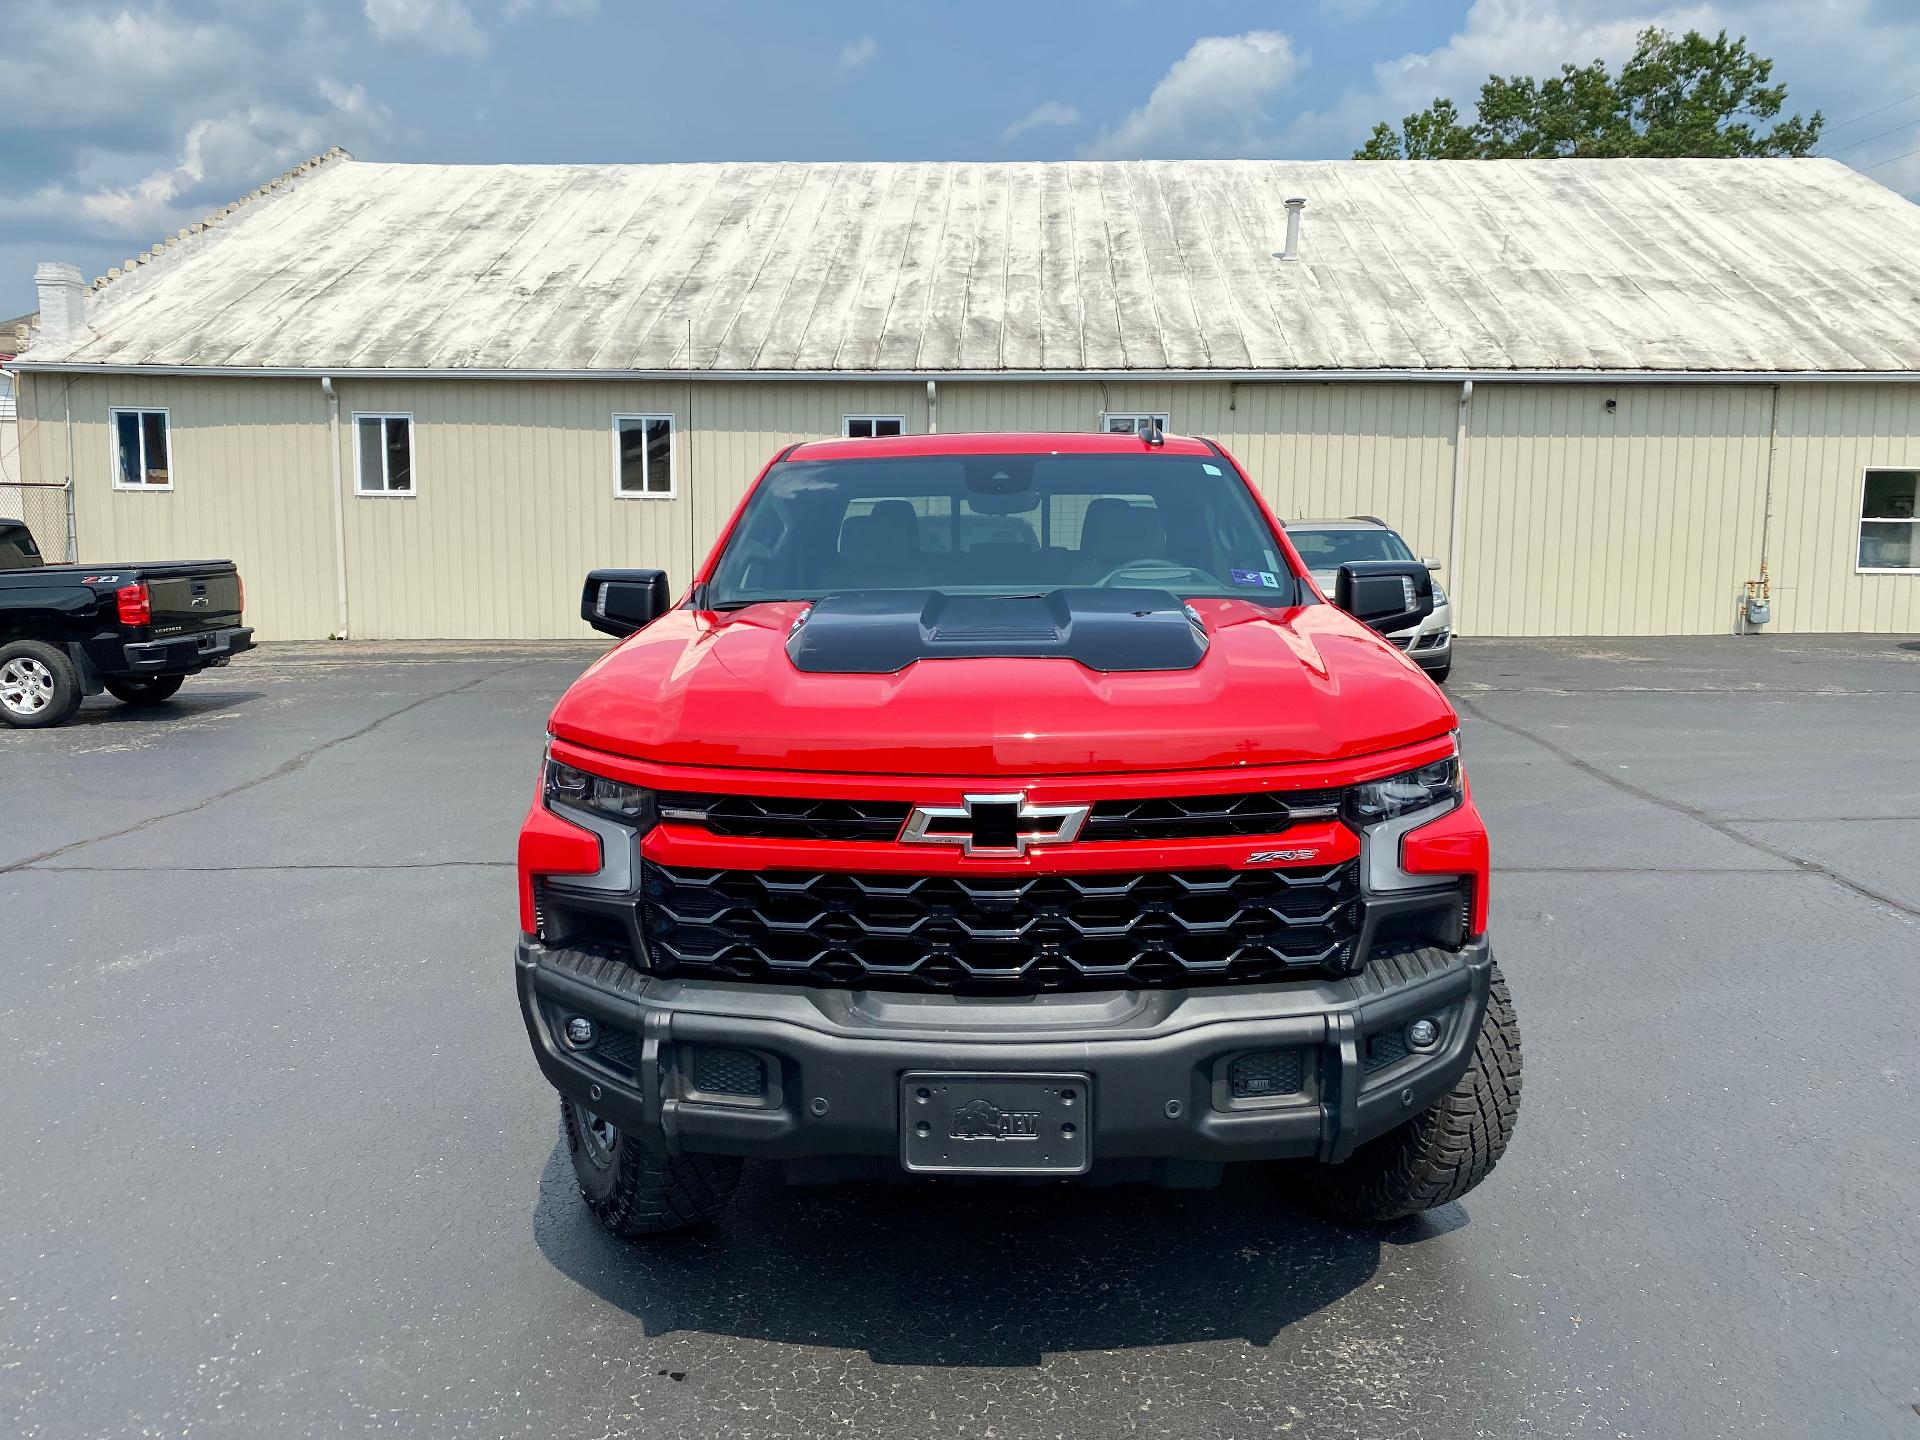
[1247,848,1319,864]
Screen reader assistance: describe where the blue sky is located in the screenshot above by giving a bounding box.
[4,0,1917,318]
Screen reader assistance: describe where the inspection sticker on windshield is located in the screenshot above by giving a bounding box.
[1231,568,1281,589]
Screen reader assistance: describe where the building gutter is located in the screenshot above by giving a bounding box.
[1447,380,1472,619]
[320,376,349,639]
[12,362,1920,385]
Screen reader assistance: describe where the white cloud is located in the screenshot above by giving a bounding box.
[364,0,487,55]
[505,0,599,16]
[835,35,879,78]
[1081,31,1302,159]
[1002,101,1083,143]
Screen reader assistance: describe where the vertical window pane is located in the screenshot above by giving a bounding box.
[1862,471,1917,519]
[116,412,142,486]
[875,417,904,437]
[846,418,874,439]
[357,417,385,492]
[1859,520,1917,569]
[645,418,672,493]
[141,412,169,485]
[618,419,647,492]
[385,418,412,491]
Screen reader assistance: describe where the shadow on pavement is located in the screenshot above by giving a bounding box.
[533,1143,1458,1367]
[66,690,266,726]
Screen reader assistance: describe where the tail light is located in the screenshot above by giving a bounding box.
[116,582,152,626]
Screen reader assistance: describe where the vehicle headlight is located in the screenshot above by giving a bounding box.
[1345,754,1461,827]
[544,755,657,828]
[1430,582,1449,607]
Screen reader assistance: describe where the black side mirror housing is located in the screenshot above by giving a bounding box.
[581,568,671,638]
[1333,560,1435,635]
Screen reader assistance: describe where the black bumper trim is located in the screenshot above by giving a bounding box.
[516,937,1493,1170]
[121,625,254,674]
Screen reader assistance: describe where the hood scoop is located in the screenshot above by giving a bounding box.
[786,588,1208,675]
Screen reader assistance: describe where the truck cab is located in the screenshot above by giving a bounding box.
[516,432,1519,1233]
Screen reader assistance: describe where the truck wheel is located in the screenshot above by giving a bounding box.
[0,640,84,729]
[1426,662,1452,684]
[104,674,186,705]
[559,1098,741,1237]
[1308,965,1521,1223]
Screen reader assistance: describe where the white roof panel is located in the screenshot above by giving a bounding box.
[25,155,1920,375]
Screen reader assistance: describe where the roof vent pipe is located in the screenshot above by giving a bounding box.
[33,262,87,344]
[1274,198,1307,263]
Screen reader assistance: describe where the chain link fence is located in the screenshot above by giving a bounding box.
[1,481,76,563]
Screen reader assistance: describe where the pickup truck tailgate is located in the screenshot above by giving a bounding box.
[146,567,243,637]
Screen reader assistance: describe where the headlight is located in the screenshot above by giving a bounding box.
[544,755,657,828]
[1430,582,1449,607]
[1345,754,1461,827]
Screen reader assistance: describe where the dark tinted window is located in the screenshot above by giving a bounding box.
[1285,526,1416,569]
[707,453,1303,605]
[0,521,43,570]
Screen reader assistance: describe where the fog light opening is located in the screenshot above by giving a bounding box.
[1407,1017,1441,1051]
[564,1015,597,1050]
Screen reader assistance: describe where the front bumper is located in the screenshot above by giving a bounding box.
[121,625,254,674]
[517,937,1493,1173]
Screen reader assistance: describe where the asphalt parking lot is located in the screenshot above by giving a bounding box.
[3,635,1917,1439]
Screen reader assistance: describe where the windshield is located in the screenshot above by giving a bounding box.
[706,453,1306,606]
[1284,525,1415,571]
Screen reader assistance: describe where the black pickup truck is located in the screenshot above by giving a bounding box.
[0,518,252,729]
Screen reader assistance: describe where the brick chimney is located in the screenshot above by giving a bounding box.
[33,262,87,345]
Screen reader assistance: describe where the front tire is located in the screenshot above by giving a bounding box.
[104,674,186,705]
[560,1098,741,1237]
[1307,964,1521,1222]
[0,640,83,728]
[1423,661,1452,684]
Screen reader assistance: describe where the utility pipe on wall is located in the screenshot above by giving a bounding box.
[926,379,938,434]
[320,376,349,639]
[1446,379,1473,625]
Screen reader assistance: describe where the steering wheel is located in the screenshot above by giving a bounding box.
[1094,559,1218,589]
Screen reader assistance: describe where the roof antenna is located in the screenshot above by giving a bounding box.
[1139,417,1165,447]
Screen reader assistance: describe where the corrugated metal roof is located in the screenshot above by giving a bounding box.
[22,157,1920,375]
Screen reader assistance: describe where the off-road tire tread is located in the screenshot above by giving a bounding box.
[560,1100,741,1237]
[1311,965,1521,1222]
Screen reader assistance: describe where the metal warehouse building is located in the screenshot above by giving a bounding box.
[8,149,1920,640]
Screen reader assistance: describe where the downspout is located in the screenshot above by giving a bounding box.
[62,378,78,561]
[1742,382,1782,635]
[320,376,349,639]
[1447,379,1473,622]
[926,378,938,435]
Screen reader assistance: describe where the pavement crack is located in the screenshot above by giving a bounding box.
[1456,692,1920,923]
[3,661,535,875]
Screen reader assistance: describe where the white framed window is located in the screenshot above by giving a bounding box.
[353,413,415,496]
[110,407,172,490]
[1101,412,1169,436]
[843,415,905,439]
[1858,468,1918,572]
[613,414,676,498]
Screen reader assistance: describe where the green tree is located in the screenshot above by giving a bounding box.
[1355,28,1823,160]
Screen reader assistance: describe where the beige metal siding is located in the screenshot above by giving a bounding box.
[1458,385,1776,636]
[1770,384,1920,633]
[17,372,336,636]
[20,371,1920,640]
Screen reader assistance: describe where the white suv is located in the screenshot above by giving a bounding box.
[1284,517,1454,682]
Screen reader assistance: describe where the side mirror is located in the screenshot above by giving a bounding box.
[581,568,671,638]
[1423,556,1443,571]
[1334,560,1435,635]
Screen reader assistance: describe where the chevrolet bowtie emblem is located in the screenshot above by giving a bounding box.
[900,792,1089,856]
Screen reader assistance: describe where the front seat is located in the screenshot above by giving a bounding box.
[1078,498,1168,578]
[828,499,925,588]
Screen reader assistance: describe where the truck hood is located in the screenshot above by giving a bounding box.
[549,597,1455,777]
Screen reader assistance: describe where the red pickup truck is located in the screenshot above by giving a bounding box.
[516,431,1520,1234]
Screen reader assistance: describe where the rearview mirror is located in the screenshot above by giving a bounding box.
[1334,560,1435,635]
[1423,556,1442,571]
[581,568,671,638]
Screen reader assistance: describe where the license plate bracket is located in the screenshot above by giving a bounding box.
[900,1071,1091,1175]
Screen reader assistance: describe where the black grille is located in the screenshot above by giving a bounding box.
[642,861,1361,992]
[691,1047,766,1097]
[1364,1028,1410,1072]
[1229,1049,1305,1097]
[659,793,910,841]
[589,1023,640,1075]
[1084,790,1342,842]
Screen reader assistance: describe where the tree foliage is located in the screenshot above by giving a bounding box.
[1355,28,1824,161]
